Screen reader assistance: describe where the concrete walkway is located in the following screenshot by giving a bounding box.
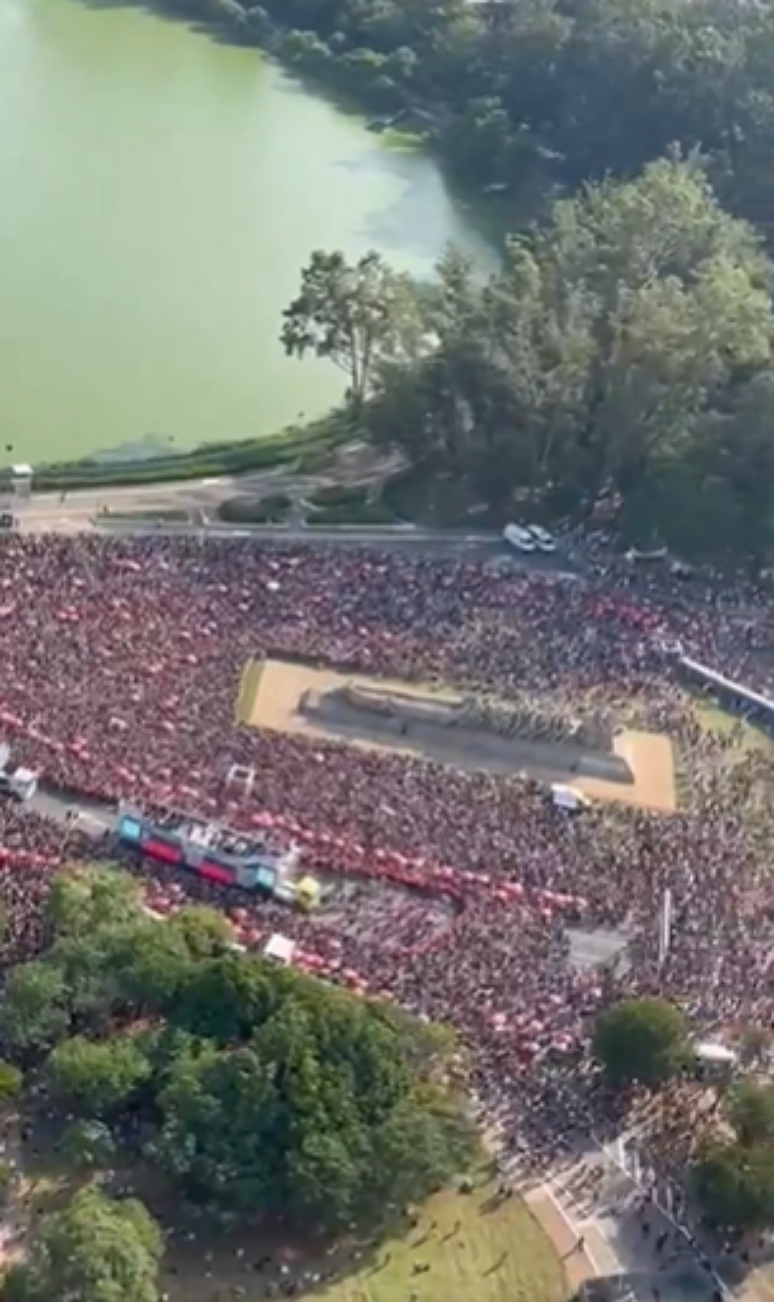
[527,1181,621,1295]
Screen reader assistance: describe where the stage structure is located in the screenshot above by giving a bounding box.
[115,802,320,909]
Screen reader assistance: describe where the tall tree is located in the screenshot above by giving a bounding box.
[692,1140,774,1231]
[729,1083,774,1148]
[281,250,418,411]
[593,996,689,1088]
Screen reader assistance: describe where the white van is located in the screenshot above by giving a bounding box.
[551,783,591,812]
[503,523,536,553]
[0,766,38,802]
[527,524,557,553]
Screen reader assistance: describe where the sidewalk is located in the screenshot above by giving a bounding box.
[527,1182,620,1295]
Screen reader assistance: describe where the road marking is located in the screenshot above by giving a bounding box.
[199,477,225,486]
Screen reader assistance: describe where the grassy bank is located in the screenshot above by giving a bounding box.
[27,412,352,494]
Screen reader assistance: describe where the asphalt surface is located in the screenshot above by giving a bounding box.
[3,473,580,571]
[12,466,307,534]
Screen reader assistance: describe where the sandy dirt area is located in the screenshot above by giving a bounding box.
[577,730,676,813]
[242,659,677,813]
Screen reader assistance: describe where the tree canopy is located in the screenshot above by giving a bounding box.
[281,250,419,411]
[728,1082,774,1148]
[692,1082,774,1230]
[592,996,689,1088]
[692,1141,774,1232]
[284,159,774,561]
[2,1188,163,1302]
[159,0,774,263]
[0,865,471,1233]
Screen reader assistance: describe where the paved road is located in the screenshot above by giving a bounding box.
[5,474,582,572]
[12,466,313,534]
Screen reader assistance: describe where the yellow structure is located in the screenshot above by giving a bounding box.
[235,658,265,727]
[296,875,322,911]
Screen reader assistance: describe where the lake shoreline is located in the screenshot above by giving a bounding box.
[1,0,492,464]
[22,412,349,493]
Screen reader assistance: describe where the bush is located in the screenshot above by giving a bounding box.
[0,1061,23,1105]
[0,1159,16,1203]
[218,494,292,524]
[308,482,370,508]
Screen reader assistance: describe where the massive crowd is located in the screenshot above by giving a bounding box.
[0,534,771,1178]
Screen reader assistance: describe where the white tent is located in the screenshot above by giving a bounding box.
[264,933,296,966]
[694,1042,737,1066]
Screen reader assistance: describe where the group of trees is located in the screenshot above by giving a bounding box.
[0,865,470,1301]
[693,1082,774,1233]
[592,996,774,1233]
[282,158,774,561]
[161,0,774,241]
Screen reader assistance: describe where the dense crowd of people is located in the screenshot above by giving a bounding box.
[0,534,771,1181]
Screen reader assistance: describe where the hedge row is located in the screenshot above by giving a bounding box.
[218,494,293,524]
[307,482,373,509]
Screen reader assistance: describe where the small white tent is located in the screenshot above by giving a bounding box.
[264,933,296,966]
[694,1042,738,1067]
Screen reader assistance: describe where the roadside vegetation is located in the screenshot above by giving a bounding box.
[279,161,774,564]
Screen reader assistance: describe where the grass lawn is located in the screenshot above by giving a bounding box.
[691,700,774,757]
[11,1128,568,1302]
[160,1173,568,1302]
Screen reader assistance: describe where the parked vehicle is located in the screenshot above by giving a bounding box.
[503,523,536,553]
[527,524,557,553]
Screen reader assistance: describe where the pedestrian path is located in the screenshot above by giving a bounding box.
[527,1176,627,1297]
[530,1147,730,1302]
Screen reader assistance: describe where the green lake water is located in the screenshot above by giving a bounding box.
[0,0,493,463]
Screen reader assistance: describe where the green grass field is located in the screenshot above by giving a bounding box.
[14,1128,568,1302]
[160,1175,568,1302]
[692,700,774,757]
